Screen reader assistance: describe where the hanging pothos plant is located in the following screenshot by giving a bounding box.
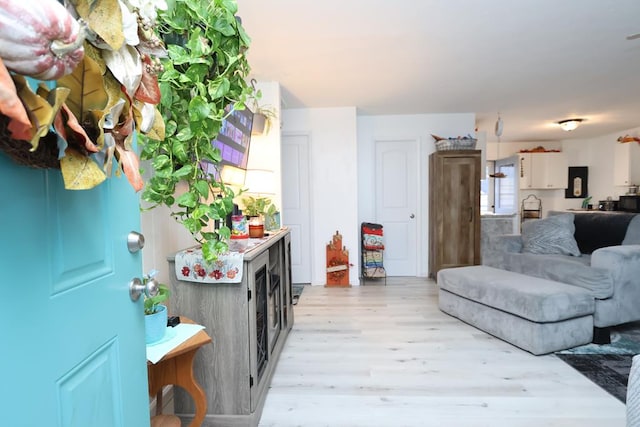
[138,0,256,262]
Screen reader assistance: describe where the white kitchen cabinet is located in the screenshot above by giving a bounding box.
[519,152,568,189]
[614,142,640,186]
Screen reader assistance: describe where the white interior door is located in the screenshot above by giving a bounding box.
[282,134,312,283]
[375,139,419,276]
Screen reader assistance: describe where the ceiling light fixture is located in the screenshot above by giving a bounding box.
[495,113,503,138]
[557,118,583,132]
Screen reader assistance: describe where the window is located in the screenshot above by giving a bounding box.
[480,162,494,214]
[494,156,518,214]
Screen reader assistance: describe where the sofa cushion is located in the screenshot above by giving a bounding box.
[573,212,636,253]
[521,213,581,257]
[549,211,637,253]
[623,215,640,245]
[438,266,595,323]
[500,252,613,299]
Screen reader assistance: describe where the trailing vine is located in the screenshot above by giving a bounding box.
[139,0,255,262]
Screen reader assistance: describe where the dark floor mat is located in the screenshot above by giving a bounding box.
[556,353,632,402]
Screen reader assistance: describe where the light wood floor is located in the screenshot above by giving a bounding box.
[258,277,626,427]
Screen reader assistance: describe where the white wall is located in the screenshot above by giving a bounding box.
[244,81,283,210]
[358,113,476,277]
[140,182,198,288]
[282,107,359,285]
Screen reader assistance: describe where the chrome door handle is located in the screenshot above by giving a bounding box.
[410,213,415,219]
[129,271,159,302]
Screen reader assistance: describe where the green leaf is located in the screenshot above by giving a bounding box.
[189,97,211,121]
[176,191,198,208]
[185,64,210,84]
[201,241,216,262]
[174,164,194,178]
[183,216,201,234]
[217,225,231,241]
[164,120,178,138]
[153,154,171,170]
[208,77,230,100]
[172,141,189,163]
[168,45,190,64]
[175,127,194,142]
[144,284,170,315]
[194,180,209,198]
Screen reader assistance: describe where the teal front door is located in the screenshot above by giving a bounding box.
[0,152,149,426]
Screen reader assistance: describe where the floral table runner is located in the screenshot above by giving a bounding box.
[174,247,244,284]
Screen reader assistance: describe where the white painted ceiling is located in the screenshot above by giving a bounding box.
[236,0,640,142]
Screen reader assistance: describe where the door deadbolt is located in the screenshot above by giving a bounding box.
[127,231,145,253]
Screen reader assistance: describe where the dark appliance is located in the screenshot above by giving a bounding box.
[619,195,640,213]
[598,199,618,211]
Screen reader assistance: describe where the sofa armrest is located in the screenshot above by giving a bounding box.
[591,244,640,326]
[482,234,523,268]
[489,234,523,253]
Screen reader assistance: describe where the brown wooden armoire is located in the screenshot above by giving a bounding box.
[429,150,481,279]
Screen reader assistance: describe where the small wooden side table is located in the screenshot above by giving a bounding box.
[147,317,212,427]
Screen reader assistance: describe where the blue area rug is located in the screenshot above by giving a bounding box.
[556,321,640,403]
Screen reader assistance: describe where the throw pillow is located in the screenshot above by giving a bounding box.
[521,213,581,256]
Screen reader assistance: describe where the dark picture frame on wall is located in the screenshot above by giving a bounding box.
[566,166,588,198]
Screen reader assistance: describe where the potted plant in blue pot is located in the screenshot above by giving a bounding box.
[144,278,170,344]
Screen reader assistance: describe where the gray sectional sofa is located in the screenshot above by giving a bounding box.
[483,211,640,343]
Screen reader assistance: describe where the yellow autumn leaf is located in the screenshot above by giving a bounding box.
[57,55,109,125]
[146,107,165,141]
[36,85,71,120]
[70,0,124,51]
[92,109,106,149]
[132,100,143,131]
[132,100,164,139]
[60,148,107,190]
[103,72,127,113]
[83,42,107,75]
[13,75,53,151]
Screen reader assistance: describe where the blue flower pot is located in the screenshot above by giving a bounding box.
[145,304,167,344]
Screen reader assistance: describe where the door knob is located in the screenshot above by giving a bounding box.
[410,213,415,219]
[129,273,159,302]
[127,231,145,253]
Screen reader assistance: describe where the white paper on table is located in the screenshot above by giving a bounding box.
[146,323,205,364]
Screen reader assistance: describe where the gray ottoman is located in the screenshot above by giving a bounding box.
[438,265,595,355]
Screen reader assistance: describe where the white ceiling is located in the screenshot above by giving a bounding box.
[236,0,640,142]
